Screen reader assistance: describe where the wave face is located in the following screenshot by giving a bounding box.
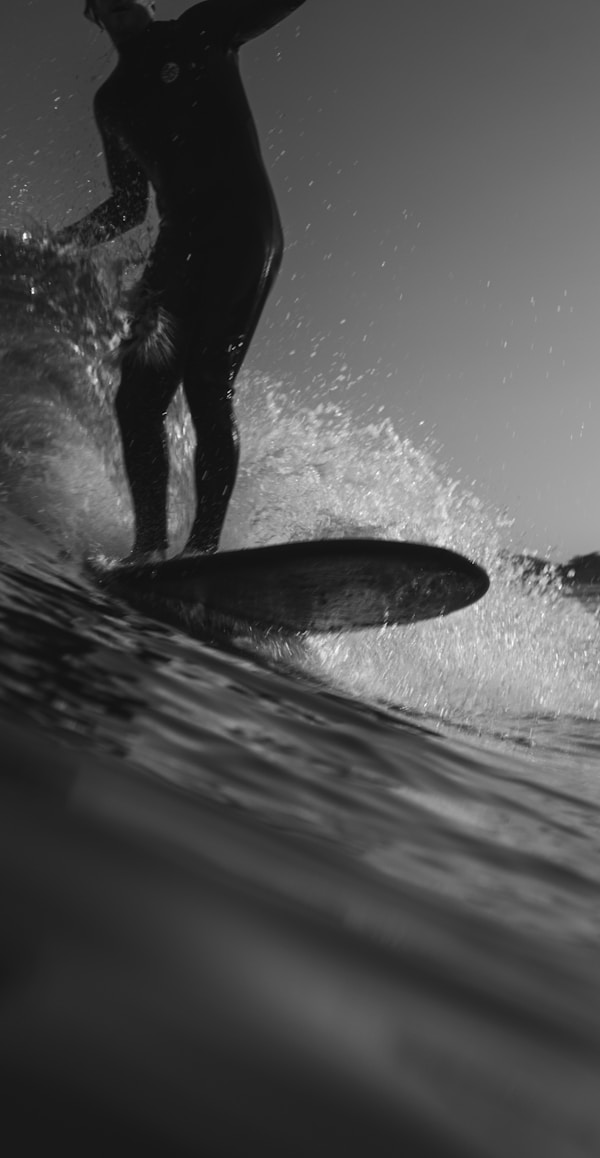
[1,233,600,1155]
[1,233,597,725]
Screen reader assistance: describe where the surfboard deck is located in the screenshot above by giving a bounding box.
[88,538,489,634]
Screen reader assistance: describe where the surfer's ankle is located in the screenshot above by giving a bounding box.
[123,545,167,566]
[183,531,220,555]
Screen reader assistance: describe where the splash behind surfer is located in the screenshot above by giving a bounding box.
[58,0,306,559]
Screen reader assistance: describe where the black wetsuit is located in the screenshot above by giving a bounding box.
[64,0,306,556]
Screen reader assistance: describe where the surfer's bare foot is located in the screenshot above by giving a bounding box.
[120,547,167,567]
[182,544,219,557]
[181,545,219,557]
[182,529,220,556]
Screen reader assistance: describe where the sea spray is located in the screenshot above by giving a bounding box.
[232,384,600,726]
[1,234,598,727]
[0,232,195,555]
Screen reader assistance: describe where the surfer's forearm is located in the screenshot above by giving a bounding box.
[235,0,308,22]
[231,0,307,40]
[188,0,307,45]
[55,195,147,249]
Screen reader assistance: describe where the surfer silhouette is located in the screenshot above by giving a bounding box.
[57,0,306,560]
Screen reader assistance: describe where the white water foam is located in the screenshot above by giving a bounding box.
[1,237,597,728]
[229,382,600,726]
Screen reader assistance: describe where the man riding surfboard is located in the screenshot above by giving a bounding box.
[58,0,307,560]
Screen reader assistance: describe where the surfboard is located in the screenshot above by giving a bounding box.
[88,538,489,634]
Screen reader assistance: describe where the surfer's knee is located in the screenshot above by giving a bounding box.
[184,342,233,401]
[189,388,236,438]
[114,380,134,426]
[115,349,183,425]
[114,378,157,432]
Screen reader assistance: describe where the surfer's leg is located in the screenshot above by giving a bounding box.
[113,226,192,559]
[115,312,184,558]
[181,341,240,555]
[182,241,283,555]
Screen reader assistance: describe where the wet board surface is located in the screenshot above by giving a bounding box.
[88,538,489,634]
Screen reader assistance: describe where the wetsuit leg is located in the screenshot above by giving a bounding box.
[180,339,240,555]
[115,311,185,557]
[182,241,283,554]
[115,212,282,558]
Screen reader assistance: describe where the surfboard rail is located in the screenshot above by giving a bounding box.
[88,538,489,634]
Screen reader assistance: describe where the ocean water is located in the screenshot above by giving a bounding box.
[1,233,600,1155]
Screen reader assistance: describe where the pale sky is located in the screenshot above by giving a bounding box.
[3,0,600,559]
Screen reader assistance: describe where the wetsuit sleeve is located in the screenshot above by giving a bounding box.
[181,0,307,48]
[56,104,149,248]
